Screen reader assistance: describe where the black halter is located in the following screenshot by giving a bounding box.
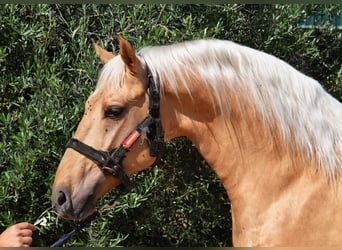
[65,66,164,194]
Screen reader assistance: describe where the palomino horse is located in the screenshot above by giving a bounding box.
[52,37,342,246]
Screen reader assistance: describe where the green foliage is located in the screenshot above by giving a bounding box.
[0,4,341,247]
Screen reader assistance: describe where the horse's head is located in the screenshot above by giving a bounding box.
[51,37,159,220]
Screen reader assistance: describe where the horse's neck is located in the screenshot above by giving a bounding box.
[160,77,298,197]
[160,77,342,245]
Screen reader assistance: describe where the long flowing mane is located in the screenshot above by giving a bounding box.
[99,39,342,180]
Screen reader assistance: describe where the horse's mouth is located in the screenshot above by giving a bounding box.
[54,202,95,221]
[55,200,96,221]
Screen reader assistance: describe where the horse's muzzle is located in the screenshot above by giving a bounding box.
[52,184,96,220]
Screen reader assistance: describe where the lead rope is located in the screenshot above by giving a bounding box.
[49,193,121,247]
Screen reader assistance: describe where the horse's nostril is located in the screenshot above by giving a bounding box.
[57,190,67,206]
[52,186,71,213]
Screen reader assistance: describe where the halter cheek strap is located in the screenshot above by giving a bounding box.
[65,66,164,194]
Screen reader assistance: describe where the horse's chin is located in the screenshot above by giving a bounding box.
[75,202,97,221]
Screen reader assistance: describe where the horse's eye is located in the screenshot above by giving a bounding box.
[104,106,125,119]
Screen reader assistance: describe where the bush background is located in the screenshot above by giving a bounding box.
[0,4,341,247]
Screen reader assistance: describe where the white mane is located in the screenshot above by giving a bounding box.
[99,39,342,179]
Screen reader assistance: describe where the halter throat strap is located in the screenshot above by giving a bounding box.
[65,65,164,194]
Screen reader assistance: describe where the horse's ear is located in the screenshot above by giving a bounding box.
[91,38,115,64]
[118,36,137,74]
